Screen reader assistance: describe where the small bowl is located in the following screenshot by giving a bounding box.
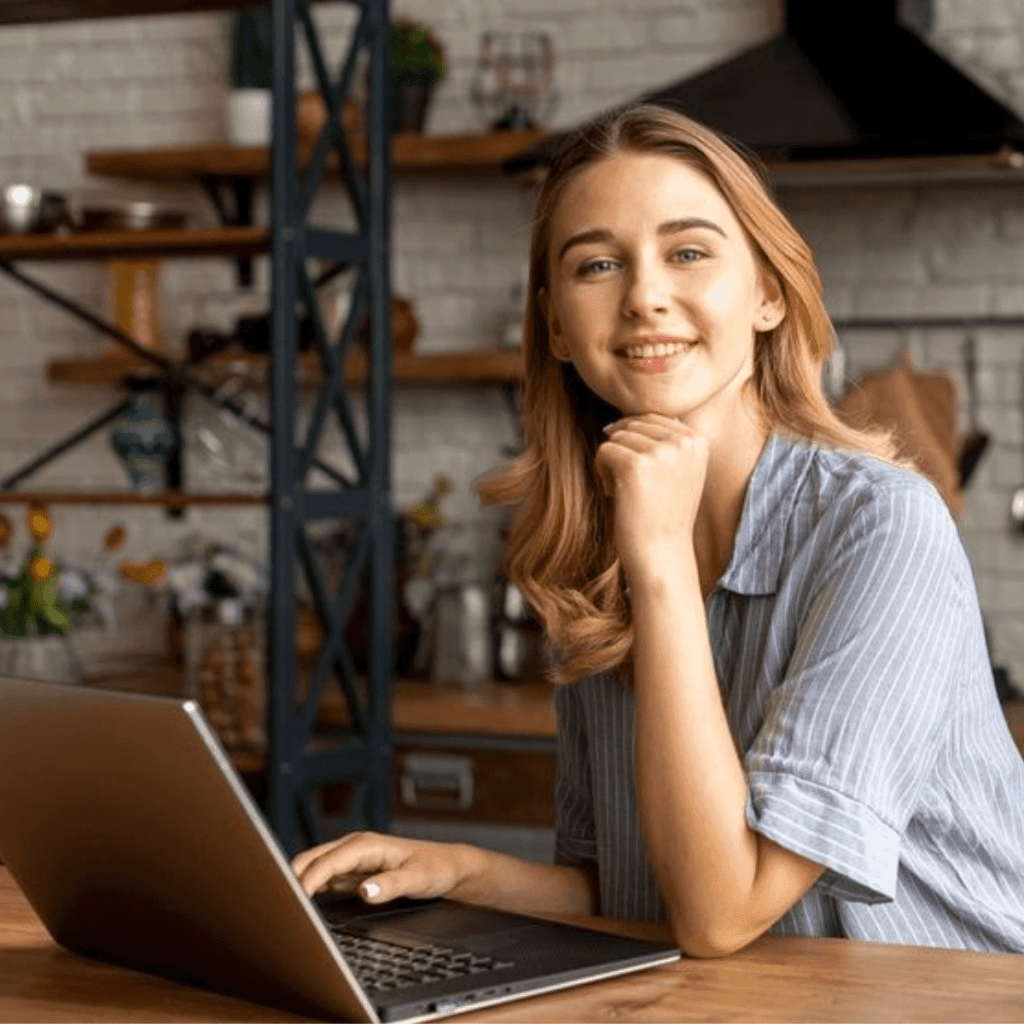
[1,184,70,234]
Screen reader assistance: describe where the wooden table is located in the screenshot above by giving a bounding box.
[2,869,1022,1023]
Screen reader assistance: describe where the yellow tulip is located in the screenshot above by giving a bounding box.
[27,507,52,542]
[120,558,167,586]
[27,556,54,583]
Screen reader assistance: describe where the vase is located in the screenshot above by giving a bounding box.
[110,392,178,495]
[0,634,82,684]
[389,77,434,133]
[226,88,272,146]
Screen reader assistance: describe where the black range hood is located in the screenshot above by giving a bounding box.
[509,0,1024,170]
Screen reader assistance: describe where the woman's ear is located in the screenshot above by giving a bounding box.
[756,269,786,332]
[539,288,572,362]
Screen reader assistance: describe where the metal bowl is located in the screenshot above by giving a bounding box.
[1,184,70,234]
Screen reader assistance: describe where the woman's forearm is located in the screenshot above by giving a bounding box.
[452,844,599,917]
[629,555,765,955]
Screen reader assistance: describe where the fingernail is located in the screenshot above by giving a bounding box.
[361,881,381,901]
[602,420,621,434]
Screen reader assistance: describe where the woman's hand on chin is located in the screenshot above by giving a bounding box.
[595,413,708,583]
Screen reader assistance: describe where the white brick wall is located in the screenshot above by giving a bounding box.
[2,0,1024,691]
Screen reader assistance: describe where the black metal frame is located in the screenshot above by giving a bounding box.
[0,0,394,854]
[266,0,393,853]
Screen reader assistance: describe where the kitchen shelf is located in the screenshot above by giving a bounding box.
[85,130,550,180]
[47,347,525,388]
[0,491,266,506]
[0,225,267,262]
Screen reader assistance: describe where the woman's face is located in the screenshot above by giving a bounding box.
[544,151,784,427]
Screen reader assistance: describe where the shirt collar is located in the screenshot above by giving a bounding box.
[717,432,816,597]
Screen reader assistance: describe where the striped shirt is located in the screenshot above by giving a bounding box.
[555,433,1024,952]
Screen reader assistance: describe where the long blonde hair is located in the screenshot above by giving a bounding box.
[479,104,895,684]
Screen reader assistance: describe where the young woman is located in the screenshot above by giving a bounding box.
[294,105,1024,957]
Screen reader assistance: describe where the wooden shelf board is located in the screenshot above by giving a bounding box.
[85,131,549,181]
[388,130,547,170]
[390,678,556,739]
[767,148,1024,187]
[0,1,254,25]
[47,348,525,388]
[86,144,279,182]
[0,225,268,262]
[390,348,524,385]
[0,491,267,506]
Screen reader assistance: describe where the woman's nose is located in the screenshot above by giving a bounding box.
[622,262,671,319]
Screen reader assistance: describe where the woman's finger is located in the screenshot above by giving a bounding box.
[358,856,457,904]
[291,831,368,877]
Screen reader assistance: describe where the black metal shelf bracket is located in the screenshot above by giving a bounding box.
[201,176,256,287]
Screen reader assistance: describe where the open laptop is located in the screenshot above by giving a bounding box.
[0,676,679,1022]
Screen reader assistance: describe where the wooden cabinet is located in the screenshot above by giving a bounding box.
[321,678,557,830]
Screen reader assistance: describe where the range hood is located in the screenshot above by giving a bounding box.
[508,0,1024,170]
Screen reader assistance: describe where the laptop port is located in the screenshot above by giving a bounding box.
[431,999,463,1014]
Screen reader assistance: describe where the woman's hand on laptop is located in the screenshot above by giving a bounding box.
[295,832,601,917]
[292,832,471,904]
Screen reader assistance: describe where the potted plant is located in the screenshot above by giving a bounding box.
[0,507,82,683]
[227,5,274,146]
[388,19,446,133]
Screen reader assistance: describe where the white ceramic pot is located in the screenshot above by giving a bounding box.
[226,88,272,146]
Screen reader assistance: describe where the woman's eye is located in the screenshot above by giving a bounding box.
[672,247,706,263]
[578,257,617,277]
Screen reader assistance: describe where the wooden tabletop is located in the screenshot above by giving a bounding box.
[2,868,1022,1023]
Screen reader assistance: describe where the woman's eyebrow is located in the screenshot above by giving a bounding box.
[557,217,726,263]
[658,217,726,238]
[557,228,613,263]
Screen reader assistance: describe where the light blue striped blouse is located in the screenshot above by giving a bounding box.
[555,433,1024,952]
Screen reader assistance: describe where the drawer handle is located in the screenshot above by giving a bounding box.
[399,752,474,811]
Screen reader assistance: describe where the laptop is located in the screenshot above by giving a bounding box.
[0,676,679,1022]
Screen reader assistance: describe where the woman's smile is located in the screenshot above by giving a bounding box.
[618,337,697,373]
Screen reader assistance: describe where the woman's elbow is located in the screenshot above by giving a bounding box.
[673,919,763,959]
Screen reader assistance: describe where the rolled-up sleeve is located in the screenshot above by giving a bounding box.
[555,682,598,865]
[744,481,968,903]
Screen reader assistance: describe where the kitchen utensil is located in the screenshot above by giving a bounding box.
[958,335,990,488]
[106,259,165,354]
[76,203,187,232]
[1,184,70,234]
[432,582,492,685]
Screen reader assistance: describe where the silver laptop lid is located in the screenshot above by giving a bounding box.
[0,676,376,1022]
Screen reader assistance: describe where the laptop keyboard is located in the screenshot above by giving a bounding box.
[330,928,515,994]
